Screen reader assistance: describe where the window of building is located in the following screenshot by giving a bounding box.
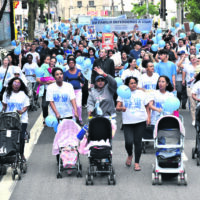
[77,1,82,8]
[89,1,94,7]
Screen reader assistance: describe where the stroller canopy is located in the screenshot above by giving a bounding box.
[154,115,185,139]
[88,117,112,142]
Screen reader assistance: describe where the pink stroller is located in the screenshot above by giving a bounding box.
[53,119,82,178]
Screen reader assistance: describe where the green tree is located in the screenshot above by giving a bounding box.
[131,3,160,19]
[176,0,200,23]
[27,0,57,41]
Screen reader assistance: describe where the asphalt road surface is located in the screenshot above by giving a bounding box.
[0,107,199,200]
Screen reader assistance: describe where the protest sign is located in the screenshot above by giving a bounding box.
[91,19,152,32]
[87,25,96,40]
[102,33,114,50]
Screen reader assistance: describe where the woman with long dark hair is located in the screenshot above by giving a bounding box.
[116,76,150,171]
[2,77,29,160]
[149,75,174,126]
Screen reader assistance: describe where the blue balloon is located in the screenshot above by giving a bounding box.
[182,25,185,30]
[194,24,200,34]
[103,25,111,33]
[51,30,54,34]
[196,43,200,49]
[124,63,129,69]
[115,77,123,87]
[151,44,159,52]
[136,58,142,66]
[95,51,99,58]
[83,48,88,53]
[189,22,194,30]
[156,34,162,42]
[47,28,49,32]
[170,27,175,32]
[42,34,46,39]
[158,40,166,48]
[180,33,186,39]
[14,46,21,55]
[45,115,58,128]
[61,23,65,27]
[163,96,180,113]
[152,37,157,44]
[76,56,85,65]
[119,69,124,76]
[83,58,92,69]
[53,24,57,30]
[54,125,58,133]
[63,29,68,35]
[58,25,62,31]
[48,42,55,48]
[98,33,102,37]
[35,67,45,78]
[157,28,162,34]
[117,85,131,99]
[83,32,87,37]
[11,40,16,46]
[56,55,64,63]
[82,68,92,81]
[175,22,180,28]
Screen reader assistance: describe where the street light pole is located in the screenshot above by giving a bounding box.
[146,0,149,17]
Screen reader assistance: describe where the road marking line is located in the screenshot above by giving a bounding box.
[0,113,44,200]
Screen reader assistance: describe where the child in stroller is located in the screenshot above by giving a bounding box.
[0,112,27,180]
[52,119,82,178]
[85,116,116,185]
[152,115,187,185]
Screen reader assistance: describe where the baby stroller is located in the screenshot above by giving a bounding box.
[142,125,154,153]
[0,112,27,180]
[85,117,116,185]
[192,103,200,165]
[152,115,187,185]
[52,119,82,178]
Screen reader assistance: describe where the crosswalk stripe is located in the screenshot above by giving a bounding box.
[0,113,44,200]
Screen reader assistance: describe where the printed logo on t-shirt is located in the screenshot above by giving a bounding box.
[53,94,68,102]
[7,102,23,111]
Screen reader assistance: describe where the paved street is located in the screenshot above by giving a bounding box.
[0,107,199,200]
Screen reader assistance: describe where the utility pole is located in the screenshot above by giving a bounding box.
[146,0,149,17]
[111,0,114,17]
[121,0,124,14]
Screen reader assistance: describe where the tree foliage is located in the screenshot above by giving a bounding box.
[176,0,200,23]
[131,3,160,19]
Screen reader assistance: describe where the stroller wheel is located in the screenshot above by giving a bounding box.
[192,148,196,159]
[152,173,156,185]
[184,173,188,186]
[22,163,27,174]
[108,175,111,185]
[197,157,200,166]
[177,174,181,185]
[17,168,21,180]
[158,174,162,185]
[57,173,62,179]
[12,170,16,180]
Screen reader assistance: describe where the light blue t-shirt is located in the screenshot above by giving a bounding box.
[155,61,177,84]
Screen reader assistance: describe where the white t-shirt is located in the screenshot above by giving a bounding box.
[183,63,195,87]
[26,52,40,64]
[22,62,38,82]
[192,81,200,99]
[46,82,76,118]
[117,90,149,124]
[138,73,159,92]
[121,68,141,81]
[0,66,15,86]
[2,91,30,123]
[149,90,174,125]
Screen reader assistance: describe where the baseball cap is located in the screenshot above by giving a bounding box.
[178,50,185,55]
[95,75,105,82]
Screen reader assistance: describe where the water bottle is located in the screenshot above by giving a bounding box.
[77,124,88,140]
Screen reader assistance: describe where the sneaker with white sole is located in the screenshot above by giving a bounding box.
[192,121,195,126]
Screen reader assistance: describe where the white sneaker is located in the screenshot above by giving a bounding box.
[192,121,195,126]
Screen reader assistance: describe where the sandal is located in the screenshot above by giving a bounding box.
[134,163,141,171]
[125,155,133,167]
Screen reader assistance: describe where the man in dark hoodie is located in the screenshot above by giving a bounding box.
[91,48,115,84]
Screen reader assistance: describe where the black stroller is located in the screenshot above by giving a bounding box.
[192,104,200,165]
[0,112,27,180]
[85,117,116,185]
